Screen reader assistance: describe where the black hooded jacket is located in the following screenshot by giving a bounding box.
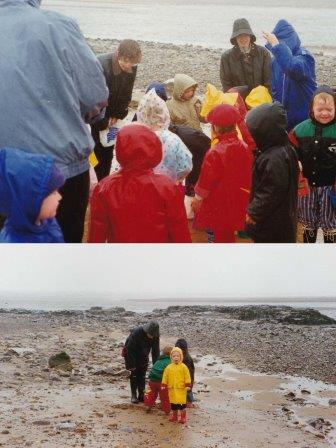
[124,326,160,370]
[245,102,299,243]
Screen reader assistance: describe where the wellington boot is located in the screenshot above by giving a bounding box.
[169,411,178,422]
[131,395,139,404]
[179,410,187,424]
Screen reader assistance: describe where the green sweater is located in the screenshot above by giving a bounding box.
[148,354,171,382]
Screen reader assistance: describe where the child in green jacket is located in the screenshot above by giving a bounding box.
[144,346,172,414]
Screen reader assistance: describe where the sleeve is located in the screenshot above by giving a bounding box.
[124,331,137,370]
[190,358,195,385]
[87,185,110,243]
[165,184,192,243]
[262,49,272,91]
[194,150,221,198]
[161,366,168,386]
[151,337,160,365]
[220,53,233,92]
[108,69,137,120]
[174,137,193,181]
[247,155,290,223]
[184,365,192,387]
[270,43,314,81]
[61,19,108,123]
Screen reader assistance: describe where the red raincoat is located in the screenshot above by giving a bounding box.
[194,131,252,241]
[88,124,191,243]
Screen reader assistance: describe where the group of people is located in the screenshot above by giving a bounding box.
[123,321,195,424]
[0,0,335,243]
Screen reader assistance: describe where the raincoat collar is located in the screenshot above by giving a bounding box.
[115,123,163,171]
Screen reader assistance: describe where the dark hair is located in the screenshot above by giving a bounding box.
[118,39,142,62]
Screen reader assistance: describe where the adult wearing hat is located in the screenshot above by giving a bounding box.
[220,18,271,97]
[123,321,160,403]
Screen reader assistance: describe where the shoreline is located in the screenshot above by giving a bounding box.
[0,306,335,447]
[86,38,336,93]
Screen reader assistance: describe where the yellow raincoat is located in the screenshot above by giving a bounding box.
[161,347,191,404]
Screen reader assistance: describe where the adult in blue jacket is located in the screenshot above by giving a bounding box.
[263,20,317,130]
[0,148,65,243]
[0,0,108,242]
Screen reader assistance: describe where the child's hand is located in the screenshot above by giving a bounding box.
[186,387,191,391]
[262,31,279,47]
[246,214,256,226]
[191,197,202,214]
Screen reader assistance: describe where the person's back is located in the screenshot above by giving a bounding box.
[246,102,299,243]
[88,124,191,243]
[0,148,64,243]
[166,74,202,131]
[264,20,316,130]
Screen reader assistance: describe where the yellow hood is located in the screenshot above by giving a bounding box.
[170,346,183,363]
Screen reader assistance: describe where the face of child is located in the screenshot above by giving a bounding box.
[118,57,138,73]
[172,352,181,364]
[236,33,251,50]
[181,86,196,101]
[36,190,62,224]
[313,98,335,125]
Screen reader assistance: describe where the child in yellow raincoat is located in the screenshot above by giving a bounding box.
[161,346,191,424]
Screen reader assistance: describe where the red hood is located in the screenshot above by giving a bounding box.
[116,124,163,170]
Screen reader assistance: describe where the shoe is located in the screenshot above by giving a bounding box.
[138,393,144,403]
[169,411,178,422]
[131,395,139,404]
[179,410,187,424]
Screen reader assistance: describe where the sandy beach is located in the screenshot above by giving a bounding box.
[0,305,335,447]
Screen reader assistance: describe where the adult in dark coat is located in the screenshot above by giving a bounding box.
[124,321,160,404]
[263,20,316,130]
[220,18,271,97]
[91,40,141,181]
[245,102,299,243]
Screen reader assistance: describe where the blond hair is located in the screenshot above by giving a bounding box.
[313,92,334,106]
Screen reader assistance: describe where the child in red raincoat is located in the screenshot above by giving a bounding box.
[192,104,252,243]
[88,124,191,243]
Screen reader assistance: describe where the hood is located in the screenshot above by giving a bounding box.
[175,338,188,352]
[143,321,160,338]
[206,104,241,127]
[137,89,170,131]
[172,74,198,101]
[145,83,168,102]
[271,20,301,54]
[170,346,183,363]
[0,148,56,233]
[230,18,256,45]
[246,102,288,151]
[115,124,163,170]
[309,85,336,123]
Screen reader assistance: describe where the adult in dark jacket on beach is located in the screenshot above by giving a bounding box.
[245,102,299,243]
[91,40,142,180]
[263,20,317,130]
[124,322,160,404]
[220,18,271,97]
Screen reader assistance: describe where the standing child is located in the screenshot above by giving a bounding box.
[245,102,299,243]
[0,148,64,243]
[144,346,173,414]
[166,74,203,131]
[292,86,336,243]
[161,347,191,424]
[175,339,195,407]
[192,104,252,243]
[88,124,191,243]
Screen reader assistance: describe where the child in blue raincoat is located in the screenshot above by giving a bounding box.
[0,148,65,243]
[263,19,317,130]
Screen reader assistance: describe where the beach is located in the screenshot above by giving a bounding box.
[0,305,335,447]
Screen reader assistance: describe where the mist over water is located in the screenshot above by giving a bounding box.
[43,0,336,48]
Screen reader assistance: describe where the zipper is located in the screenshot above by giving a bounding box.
[281,73,286,104]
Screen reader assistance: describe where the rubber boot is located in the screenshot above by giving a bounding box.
[169,411,178,422]
[179,410,187,424]
[130,376,139,404]
[138,391,144,403]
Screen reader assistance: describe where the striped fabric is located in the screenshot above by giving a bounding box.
[298,185,336,231]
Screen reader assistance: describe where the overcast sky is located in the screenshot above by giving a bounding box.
[1,246,335,303]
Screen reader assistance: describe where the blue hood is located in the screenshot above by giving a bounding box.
[0,148,55,235]
[272,20,301,54]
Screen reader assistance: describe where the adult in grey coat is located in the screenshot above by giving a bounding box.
[0,0,108,242]
[220,18,271,97]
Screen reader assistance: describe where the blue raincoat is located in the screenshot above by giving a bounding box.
[0,0,108,179]
[0,148,64,243]
[266,20,317,130]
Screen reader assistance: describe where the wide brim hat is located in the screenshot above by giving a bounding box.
[230,18,256,45]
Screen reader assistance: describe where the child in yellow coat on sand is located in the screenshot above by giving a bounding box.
[161,347,191,424]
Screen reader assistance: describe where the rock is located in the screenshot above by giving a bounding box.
[49,373,61,382]
[328,399,336,406]
[301,389,311,395]
[1,430,9,434]
[6,347,36,356]
[56,422,76,430]
[48,352,73,371]
[32,420,50,426]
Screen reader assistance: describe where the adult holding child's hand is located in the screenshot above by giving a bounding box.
[264,20,317,130]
